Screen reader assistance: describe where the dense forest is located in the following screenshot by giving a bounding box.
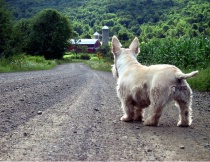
[5,0,210,40]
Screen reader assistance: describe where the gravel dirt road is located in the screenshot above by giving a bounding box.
[0,63,210,161]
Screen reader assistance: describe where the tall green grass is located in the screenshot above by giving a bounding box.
[0,54,57,72]
[138,36,210,91]
[185,65,210,91]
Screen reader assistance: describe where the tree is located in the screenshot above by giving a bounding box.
[118,30,129,45]
[97,45,113,62]
[27,9,73,59]
[72,37,80,58]
[82,33,92,39]
[0,0,13,58]
[13,18,31,53]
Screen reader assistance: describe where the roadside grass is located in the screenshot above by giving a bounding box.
[0,54,57,72]
[85,61,112,71]
[0,52,96,73]
[1,52,209,92]
[63,52,91,63]
[85,58,113,72]
[64,53,112,71]
[184,64,210,92]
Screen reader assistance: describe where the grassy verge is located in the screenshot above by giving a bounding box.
[184,65,210,92]
[85,59,112,72]
[64,52,113,71]
[0,52,90,73]
[1,53,209,92]
[0,54,57,72]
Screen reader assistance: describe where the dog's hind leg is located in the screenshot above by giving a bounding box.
[144,87,168,126]
[175,100,192,127]
[120,96,135,122]
[175,85,192,127]
[143,104,164,126]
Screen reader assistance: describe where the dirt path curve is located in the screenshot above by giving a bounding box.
[0,63,210,161]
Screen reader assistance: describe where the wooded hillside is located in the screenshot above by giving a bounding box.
[5,0,210,40]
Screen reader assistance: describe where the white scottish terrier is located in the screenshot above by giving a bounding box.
[111,36,198,126]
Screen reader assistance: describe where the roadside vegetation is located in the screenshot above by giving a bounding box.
[85,59,113,72]
[0,54,57,72]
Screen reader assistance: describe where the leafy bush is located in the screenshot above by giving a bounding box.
[70,55,80,59]
[80,54,90,60]
[90,57,99,61]
[97,45,113,62]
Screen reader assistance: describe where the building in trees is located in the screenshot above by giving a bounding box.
[102,25,109,45]
[69,39,101,53]
[69,26,110,53]
[94,32,100,40]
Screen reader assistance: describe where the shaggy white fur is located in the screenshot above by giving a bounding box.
[111,36,198,127]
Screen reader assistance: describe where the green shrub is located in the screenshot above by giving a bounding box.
[80,54,90,60]
[55,57,72,64]
[71,55,80,59]
[90,57,99,61]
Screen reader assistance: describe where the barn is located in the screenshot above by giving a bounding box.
[69,39,101,53]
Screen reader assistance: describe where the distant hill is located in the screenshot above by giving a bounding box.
[5,0,210,40]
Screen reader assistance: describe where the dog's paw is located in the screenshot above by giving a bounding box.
[143,119,158,126]
[177,121,190,127]
[120,115,133,122]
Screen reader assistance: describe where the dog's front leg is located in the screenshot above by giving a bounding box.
[134,107,144,122]
[120,96,134,122]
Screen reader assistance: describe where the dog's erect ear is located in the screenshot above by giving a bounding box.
[129,37,140,55]
[112,36,122,56]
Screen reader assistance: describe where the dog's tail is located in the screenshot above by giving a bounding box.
[176,70,199,79]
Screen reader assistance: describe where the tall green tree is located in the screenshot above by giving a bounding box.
[27,9,73,59]
[0,0,13,58]
[82,33,92,39]
[118,29,130,46]
[13,18,31,53]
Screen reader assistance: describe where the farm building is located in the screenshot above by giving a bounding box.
[69,39,101,53]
